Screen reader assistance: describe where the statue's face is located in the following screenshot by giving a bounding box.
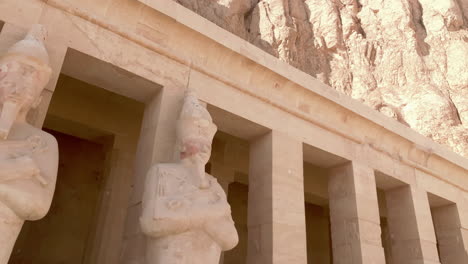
[180,139,212,165]
[179,138,212,189]
[177,117,216,166]
[0,60,40,113]
[0,60,43,138]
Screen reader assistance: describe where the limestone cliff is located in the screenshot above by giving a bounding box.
[175,0,468,157]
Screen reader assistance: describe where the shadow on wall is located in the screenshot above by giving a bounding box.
[305,202,332,264]
[0,20,5,32]
[9,130,108,264]
[225,182,248,264]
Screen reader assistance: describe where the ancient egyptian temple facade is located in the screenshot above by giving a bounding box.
[1,0,467,264]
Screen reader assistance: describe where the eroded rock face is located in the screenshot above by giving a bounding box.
[175,0,468,157]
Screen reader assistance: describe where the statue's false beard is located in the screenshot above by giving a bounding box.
[0,100,21,140]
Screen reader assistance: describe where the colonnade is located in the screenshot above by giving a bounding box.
[0,17,466,264]
[245,133,467,263]
[127,83,468,264]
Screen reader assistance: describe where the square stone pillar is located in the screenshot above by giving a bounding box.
[120,86,184,264]
[247,131,307,264]
[460,197,468,261]
[385,186,441,264]
[431,204,468,264]
[86,137,140,264]
[328,162,386,264]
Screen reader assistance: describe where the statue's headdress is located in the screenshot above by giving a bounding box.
[0,24,51,97]
[176,90,217,146]
[4,24,50,65]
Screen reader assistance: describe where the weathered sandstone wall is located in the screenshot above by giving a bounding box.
[175,0,468,157]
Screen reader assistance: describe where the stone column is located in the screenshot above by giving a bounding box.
[385,186,441,264]
[120,86,184,264]
[85,137,137,264]
[328,162,386,264]
[431,204,468,264]
[247,131,307,264]
[460,197,468,262]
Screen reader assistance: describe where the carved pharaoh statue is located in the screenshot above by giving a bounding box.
[140,91,239,264]
[0,25,58,263]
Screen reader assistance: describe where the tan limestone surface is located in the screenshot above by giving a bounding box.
[175,0,468,157]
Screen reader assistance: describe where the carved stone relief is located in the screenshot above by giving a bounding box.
[140,91,238,264]
[0,24,59,264]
